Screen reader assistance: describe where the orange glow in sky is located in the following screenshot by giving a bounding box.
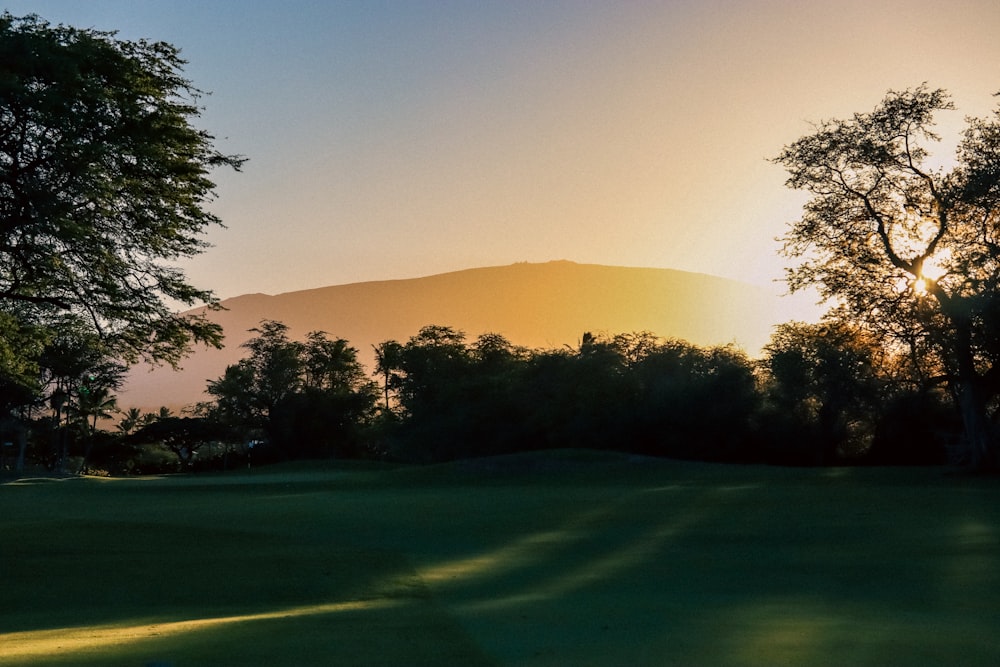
[6,1,1000,314]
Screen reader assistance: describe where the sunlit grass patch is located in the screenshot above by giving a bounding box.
[1,598,495,667]
[0,599,404,662]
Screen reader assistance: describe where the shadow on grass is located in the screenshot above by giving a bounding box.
[395,469,1000,666]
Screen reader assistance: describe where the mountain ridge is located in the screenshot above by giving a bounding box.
[122,260,782,412]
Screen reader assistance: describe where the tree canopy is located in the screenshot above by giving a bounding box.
[0,13,244,367]
[206,321,378,460]
[774,85,1000,470]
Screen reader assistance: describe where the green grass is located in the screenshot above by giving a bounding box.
[2,452,999,666]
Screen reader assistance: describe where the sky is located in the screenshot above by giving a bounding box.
[6,0,1000,311]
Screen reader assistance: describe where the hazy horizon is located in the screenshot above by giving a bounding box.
[122,260,788,411]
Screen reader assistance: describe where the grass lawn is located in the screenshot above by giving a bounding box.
[2,451,999,666]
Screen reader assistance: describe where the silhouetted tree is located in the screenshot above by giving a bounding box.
[66,383,118,473]
[869,388,956,465]
[206,363,257,442]
[117,408,143,435]
[610,331,663,367]
[760,321,886,464]
[207,320,376,459]
[774,85,1000,470]
[631,340,758,461]
[34,317,125,471]
[384,326,472,460]
[373,340,404,414]
[67,380,118,434]
[284,330,377,458]
[567,332,637,449]
[0,14,244,370]
[472,332,528,369]
[380,328,766,463]
[0,313,45,470]
[133,416,223,470]
[394,326,469,413]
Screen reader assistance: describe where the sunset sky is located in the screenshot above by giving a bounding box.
[7,1,1000,311]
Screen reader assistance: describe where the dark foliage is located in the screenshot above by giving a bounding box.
[205,320,379,461]
[4,319,964,474]
[868,390,957,465]
[381,329,762,464]
[369,323,958,466]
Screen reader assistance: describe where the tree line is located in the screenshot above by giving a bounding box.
[2,14,999,473]
[195,318,953,468]
[1,316,959,473]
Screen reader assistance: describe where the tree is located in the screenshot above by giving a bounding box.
[302,331,369,394]
[631,339,758,461]
[0,311,44,416]
[205,362,256,440]
[67,383,118,435]
[0,14,244,368]
[237,320,303,424]
[378,327,538,461]
[774,85,1000,471]
[372,340,404,414]
[206,320,376,459]
[610,331,663,367]
[393,325,470,415]
[117,407,143,435]
[206,320,301,449]
[134,416,220,470]
[34,316,125,471]
[291,330,377,458]
[66,382,118,473]
[760,320,887,464]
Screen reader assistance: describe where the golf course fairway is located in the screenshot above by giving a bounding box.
[2,450,999,666]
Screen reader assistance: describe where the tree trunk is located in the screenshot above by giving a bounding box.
[956,379,996,472]
[948,316,998,472]
[15,424,27,474]
[78,438,94,475]
[55,418,68,474]
[77,415,99,475]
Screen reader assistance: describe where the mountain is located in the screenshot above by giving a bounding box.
[121,261,784,412]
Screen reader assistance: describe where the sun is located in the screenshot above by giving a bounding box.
[895,250,950,296]
[912,250,951,296]
[922,251,950,281]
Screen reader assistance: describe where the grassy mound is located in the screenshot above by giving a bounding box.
[2,453,999,665]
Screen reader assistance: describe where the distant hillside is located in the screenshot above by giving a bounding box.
[121,261,782,411]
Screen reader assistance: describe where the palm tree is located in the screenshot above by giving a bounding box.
[71,386,119,433]
[372,340,404,412]
[68,386,118,474]
[117,407,143,435]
